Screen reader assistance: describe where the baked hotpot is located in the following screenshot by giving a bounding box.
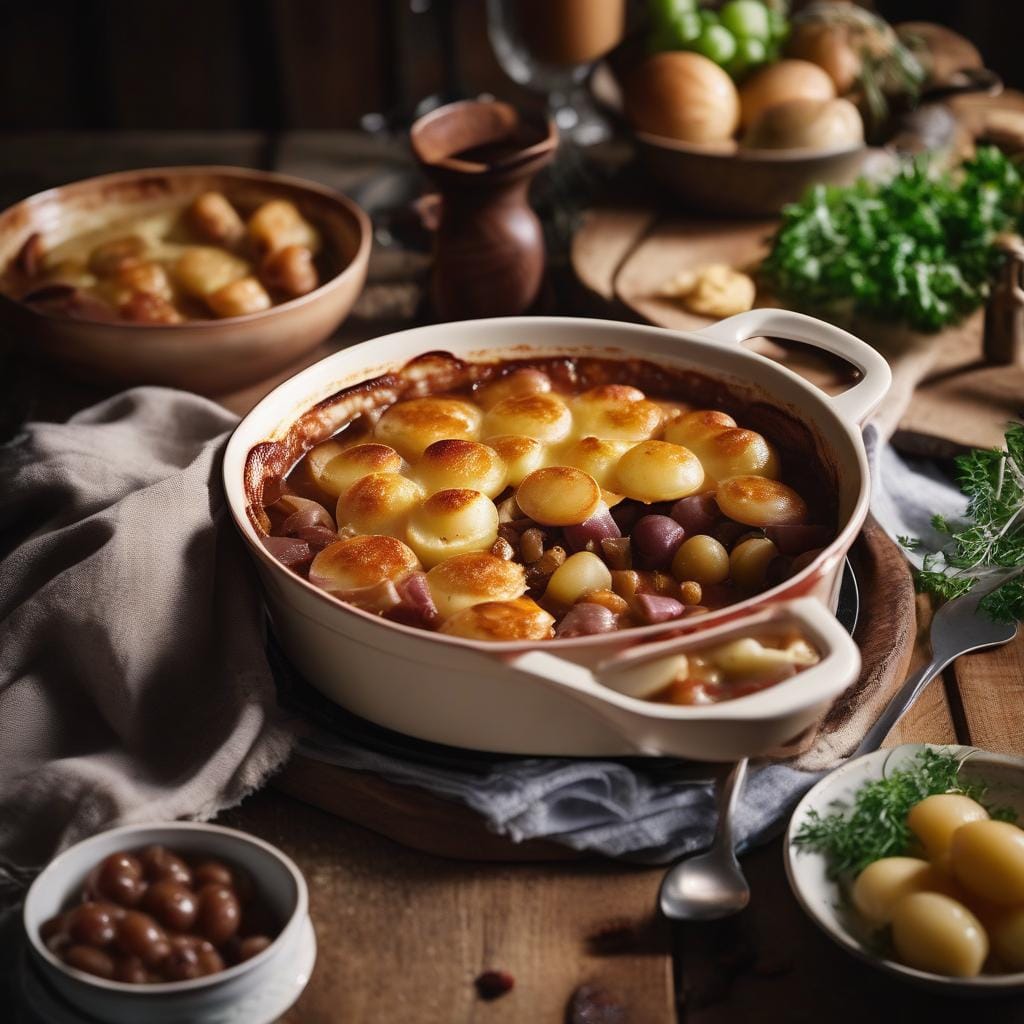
[223,312,891,761]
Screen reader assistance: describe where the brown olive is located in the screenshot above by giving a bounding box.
[196,941,226,975]
[143,880,199,932]
[115,911,171,967]
[138,845,193,886]
[239,900,276,938]
[161,945,202,982]
[237,935,273,962]
[191,860,233,889]
[67,902,118,947]
[196,885,241,945]
[89,852,147,908]
[39,914,67,943]
[64,945,116,979]
[113,955,149,984]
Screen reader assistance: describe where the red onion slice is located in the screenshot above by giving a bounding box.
[262,535,313,569]
[634,593,685,624]
[631,515,686,570]
[555,603,618,638]
[563,507,621,553]
[396,571,439,626]
[765,525,833,556]
[294,525,339,552]
[281,497,336,534]
[670,493,720,535]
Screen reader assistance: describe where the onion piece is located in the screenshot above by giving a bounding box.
[294,525,339,551]
[631,515,686,570]
[563,507,621,553]
[262,534,313,569]
[634,593,685,624]
[555,602,618,638]
[671,493,720,535]
[396,571,439,626]
[281,497,335,534]
[764,524,833,556]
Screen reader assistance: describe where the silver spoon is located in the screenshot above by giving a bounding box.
[852,585,1018,758]
[659,758,750,921]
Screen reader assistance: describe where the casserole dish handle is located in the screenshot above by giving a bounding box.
[694,309,891,425]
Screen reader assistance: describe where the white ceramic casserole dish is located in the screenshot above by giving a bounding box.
[223,311,890,761]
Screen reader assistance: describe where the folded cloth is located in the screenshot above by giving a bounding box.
[0,388,295,903]
[287,424,969,864]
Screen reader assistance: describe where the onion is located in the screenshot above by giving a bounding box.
[634,593,685,624]
[555,603,617,638]
[611,500,646,533]
[262,535,312,569]
[564,507,621,553]
[671,493,720,535]
[601,536,632,571]
[765,525,833,556]
[294,525,340,552]
[281,497,335,535]
[396,571,439,626]
[631,515,686,570]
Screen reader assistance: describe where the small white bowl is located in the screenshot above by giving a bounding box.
[23,822,316,1024]
[785,743,1024,995]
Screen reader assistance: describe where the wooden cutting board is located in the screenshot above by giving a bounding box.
[273,521,915,862]
[571,204,1022,453]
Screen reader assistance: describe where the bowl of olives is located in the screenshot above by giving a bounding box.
[22,822,315,1024]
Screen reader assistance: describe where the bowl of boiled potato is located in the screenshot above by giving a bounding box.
[0,166,371,394]
[786,743,1024,993]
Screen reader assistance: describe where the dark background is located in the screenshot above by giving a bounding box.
[0,0,1020,134]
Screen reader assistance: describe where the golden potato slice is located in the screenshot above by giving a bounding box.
[439,598,555,642]
[311,443,404,498]
[483,435,546,486]
[173,246,250,298]
[426,551,526,617]
[187,191,245,246]
[615,440,704,503]
[416,439,506,498]
[248,198,320,255]
[88,235,147,277]
[406,488,499,567]
[559,436,634,489]
[309,534,420,592]
[689,427,780,484]
[206,276,272,318]
[474,369,552,410]
[572,386,663,441]
[663,409,737,448]
[483,393,572,444]
[336,472,424,537]
[715,476,808,527]
[375,397,482,460]
[516,467,601,526]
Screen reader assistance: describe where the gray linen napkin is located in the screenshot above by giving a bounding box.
[0,388,295,901]
[291,423,969,864]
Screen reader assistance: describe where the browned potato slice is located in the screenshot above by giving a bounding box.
[173,246,250,298]
[248,199,320,256]
[260,244,319,298]
[118,292,184,324]
[187,191,245,246]
[205,276,272,318]
[88,235,147,277]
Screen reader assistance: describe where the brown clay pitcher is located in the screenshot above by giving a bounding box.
[410,99,557,320]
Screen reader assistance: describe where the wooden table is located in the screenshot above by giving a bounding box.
[4,133,1023,1024]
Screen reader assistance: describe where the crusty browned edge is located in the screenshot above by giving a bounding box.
[243,350,838,536]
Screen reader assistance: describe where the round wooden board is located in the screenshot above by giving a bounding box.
[273,518,916,862]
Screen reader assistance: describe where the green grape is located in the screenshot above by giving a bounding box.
[767,8,789,41]
[699,8,720,27]
[694,23,738,65]
[719,0,771,42]
[649,0,697,28]
[727,36,768,78]
[649,8,702,51]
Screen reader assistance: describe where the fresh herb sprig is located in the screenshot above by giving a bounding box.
[901,422,1024,624]
[762,147,1024,333]
[794,748,1016,879]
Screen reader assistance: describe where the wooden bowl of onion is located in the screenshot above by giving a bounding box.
[619,2,988,216]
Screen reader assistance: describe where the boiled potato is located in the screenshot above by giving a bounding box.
[951,820,1024,906]
[173,246,249,298]
[890,892,988,978]
[743,97,864,152]
[738,59,836,132]
[517,467,601,526]
[907,794,989,866]
[544,551,613,608]
[187,191,245,246]
[248,199,320,255]
[206,275,272,318]
[615,440,704,503]
[989,907,1024,970]
[851,857,938,929]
